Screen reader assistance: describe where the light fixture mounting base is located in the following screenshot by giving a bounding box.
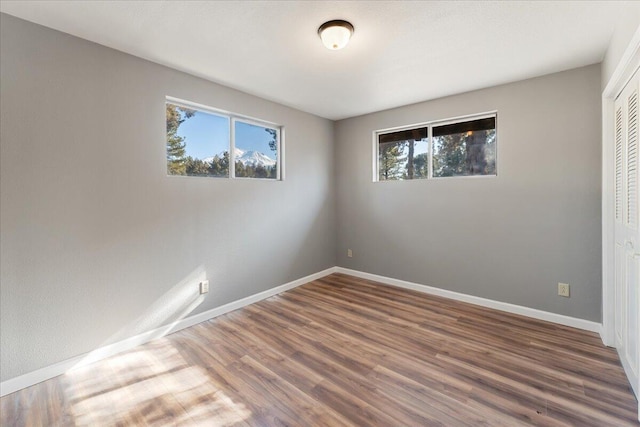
[317,20,354,36]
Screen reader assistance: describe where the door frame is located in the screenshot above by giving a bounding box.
[602,31,640,422]
[602,28,640,349]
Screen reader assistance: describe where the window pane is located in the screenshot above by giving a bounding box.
[432,117,496,177]
[234,121,278,179]
[166,103,230,177]
[378,128,428,181]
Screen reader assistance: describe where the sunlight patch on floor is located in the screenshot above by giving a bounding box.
[64,340,251,425]
[70,266,207,370]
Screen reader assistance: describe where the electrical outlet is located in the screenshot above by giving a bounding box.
[558,282,570,297]
[347,249,353,258]
[200,280,209,295]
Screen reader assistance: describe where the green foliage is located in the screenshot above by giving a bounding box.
[433,133,467,177]
[166,104,195,175]
[255,164,268,178]
[265,128,278,154]
[412,153,429,178]
[184,157,210,176]
[235,159,247,177]
[433,130,496,177]
[379,140,428,180]
[379,129,495,180]
[207,152,229,177]
[183,152,230,177]
[262,128,279,178]
[235,161,276,179]
[166,104,278,179]
[379,142,406,180]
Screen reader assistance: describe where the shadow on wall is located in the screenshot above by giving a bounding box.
[70,266,208,370]
[286,196,334,279]
[227,181,334,293]
[66,179,333,375]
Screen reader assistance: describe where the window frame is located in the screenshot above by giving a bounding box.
[166,96,283,181]
[373,111,498,182]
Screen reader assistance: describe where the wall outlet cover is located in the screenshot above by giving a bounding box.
[558,282,570,297]
[200,280,210,294]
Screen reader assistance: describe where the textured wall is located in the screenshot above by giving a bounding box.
[0,14,336,381]
[1,11,607,384]
[335,64,602,322]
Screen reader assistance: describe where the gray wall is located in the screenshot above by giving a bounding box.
[1,12,606,384]
[335,64,602,322]
[0,14,336,381]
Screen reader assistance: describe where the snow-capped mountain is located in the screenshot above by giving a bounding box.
[201,148,276,168]
[237,150,276,167]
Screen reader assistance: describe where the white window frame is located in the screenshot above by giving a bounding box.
[166,96,283,181]
[232,117,282,180]
[373,111,497,182]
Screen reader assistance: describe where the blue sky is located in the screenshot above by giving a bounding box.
[395,138,428,156]
[413,139,428,155]
[177,109,276,160]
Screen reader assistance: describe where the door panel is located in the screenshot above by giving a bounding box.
[616,242,625,345]
[626,253,638,378]
[614,69,640,398]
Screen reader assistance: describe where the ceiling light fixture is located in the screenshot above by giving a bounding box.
[318,20,354,50]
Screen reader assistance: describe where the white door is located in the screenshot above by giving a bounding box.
[614,68,640,399]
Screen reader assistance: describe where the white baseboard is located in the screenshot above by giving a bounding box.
[599,324,612,347]
[334,267,602,333]
[0,267,337,397]
[1,265,603,397]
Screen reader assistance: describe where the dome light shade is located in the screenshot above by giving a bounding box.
[318,20,354,50]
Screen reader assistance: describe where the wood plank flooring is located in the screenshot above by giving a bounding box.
[1,273,638,426]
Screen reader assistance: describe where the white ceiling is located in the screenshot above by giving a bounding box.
[0,1,637,120]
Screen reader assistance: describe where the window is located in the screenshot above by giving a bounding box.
[378,128,428,180]
[375,113,496,181]
[234,121,278,179]
[166,99,281,180]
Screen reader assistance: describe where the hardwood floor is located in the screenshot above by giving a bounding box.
[1,273,638,426]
